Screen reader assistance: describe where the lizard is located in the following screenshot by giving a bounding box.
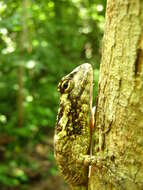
[54,63,96,190]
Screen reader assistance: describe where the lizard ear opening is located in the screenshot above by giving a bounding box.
[58,79,73,93]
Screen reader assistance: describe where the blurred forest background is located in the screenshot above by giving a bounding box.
[0,0,106,189]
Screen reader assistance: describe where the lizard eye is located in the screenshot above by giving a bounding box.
[58,79,73,93]
[62,80,69,89]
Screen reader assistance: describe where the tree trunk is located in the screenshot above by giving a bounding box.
[89,0,143,189]
[18,0,32,127]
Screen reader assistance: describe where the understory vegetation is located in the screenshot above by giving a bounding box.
[0,0,105,189]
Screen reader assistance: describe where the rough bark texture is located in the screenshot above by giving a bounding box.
[89,0,143,189]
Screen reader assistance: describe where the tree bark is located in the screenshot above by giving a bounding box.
[89,0,143,189]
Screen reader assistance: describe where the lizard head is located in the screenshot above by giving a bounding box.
[55,63,93,137]
[58,63,93,98]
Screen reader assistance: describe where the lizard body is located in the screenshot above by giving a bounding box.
[54,63,94,189]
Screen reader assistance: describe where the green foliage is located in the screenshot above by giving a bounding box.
[0,0,105,189]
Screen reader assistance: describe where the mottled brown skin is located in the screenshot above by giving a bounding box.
[54,64,93,189]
